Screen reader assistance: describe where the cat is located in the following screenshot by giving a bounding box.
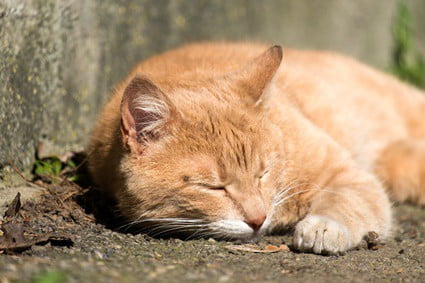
[88,42,425,255]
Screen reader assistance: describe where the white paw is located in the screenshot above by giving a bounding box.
[293,215,351,255]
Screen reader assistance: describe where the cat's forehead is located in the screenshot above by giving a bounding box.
[176,115,264,171]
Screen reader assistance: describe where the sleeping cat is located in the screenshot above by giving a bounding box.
[88,42,425,255]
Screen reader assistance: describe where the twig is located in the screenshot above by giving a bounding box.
[7,161,49,190]
[7,161,66,208]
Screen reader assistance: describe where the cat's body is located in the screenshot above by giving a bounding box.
[89,42,425,254]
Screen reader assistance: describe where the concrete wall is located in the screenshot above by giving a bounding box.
[1,0,425,186]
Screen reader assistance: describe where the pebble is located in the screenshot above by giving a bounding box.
[3,264,17,272]
[94,250,105,260]
[112,244,122,249]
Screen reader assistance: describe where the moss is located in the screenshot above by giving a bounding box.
[390,1,425,88]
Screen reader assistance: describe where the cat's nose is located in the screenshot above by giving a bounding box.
[245,215,266,232]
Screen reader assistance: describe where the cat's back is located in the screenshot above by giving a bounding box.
[134,42,425,170]
[89,42,425,187]
[270,44,425,168]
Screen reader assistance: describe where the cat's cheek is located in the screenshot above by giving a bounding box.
[209,220,254,240]
[292,215,352,255]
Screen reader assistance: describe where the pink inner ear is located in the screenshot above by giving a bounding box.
[130,93,169,140]
[120,76,172,145]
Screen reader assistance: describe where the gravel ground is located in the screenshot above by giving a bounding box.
[0,186,424,283]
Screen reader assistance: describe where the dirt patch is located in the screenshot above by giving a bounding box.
[0,181,424,282]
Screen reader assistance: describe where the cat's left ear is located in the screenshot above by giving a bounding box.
[231,45,283,106]
[120,75,178,153]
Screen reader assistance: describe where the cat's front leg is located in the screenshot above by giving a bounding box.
[293,215,351,254]
[292,171,391,255]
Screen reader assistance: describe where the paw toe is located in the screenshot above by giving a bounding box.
[293,215,350,255]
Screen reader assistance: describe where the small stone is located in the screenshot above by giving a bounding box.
[112,244,122,249]
[0,8,5,19]
[94,250,104,259]
[394,236,403,243]
[3,264,16,272]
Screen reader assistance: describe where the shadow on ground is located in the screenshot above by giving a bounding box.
[0,177,424,282]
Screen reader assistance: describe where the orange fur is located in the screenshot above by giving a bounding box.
[88,42,425,254]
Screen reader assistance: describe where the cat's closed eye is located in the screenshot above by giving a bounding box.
[205,186,226,191]
[195,183,226,191]
[257,169,270,180]
[184,177,226,191]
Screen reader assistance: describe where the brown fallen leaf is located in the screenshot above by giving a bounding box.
[5,192,21,218]
[278,244,290,252]
[264,245,280,252]
[0,192,73,254]
[225,244,290,253]
[364,231,384,250]
[0,228,73,254]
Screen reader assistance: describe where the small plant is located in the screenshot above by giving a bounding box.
[390,1,425,88]
[32,270,67,283]
[33,156,81,183]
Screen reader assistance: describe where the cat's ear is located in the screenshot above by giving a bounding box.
[232,45,283,105]
[120,75,177,152]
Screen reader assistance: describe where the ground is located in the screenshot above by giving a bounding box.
[0,184,424,283]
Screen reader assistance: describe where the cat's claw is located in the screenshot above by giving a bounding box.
[293,215,351,255]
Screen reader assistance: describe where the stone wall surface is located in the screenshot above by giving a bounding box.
[1,0,425,187]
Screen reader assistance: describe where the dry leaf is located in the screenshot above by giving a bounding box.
[264,245,280,252]
[0,192,73,254]
[278,244,290,251]
[5,193,21,218]
[225,244,289,253]
[0,228,73,254]
[365,231,383,250]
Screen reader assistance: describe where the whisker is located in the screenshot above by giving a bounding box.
[185,227,211,240]
[275,188,316,206]
[186,230,223,240]
[118,218,205,232]
[274,181,311,203]
[117,217,209,237]
[274,184,356,206]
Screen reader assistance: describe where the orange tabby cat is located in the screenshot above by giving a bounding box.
[88,42,425,255]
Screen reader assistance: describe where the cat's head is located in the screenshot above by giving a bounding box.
[119,46,287,240]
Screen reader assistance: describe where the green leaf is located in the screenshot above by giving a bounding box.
[32,270,67,283]
[51,159,63,176]
[67,160,76,168]
[390,1,425,88]
[67,175,80,182]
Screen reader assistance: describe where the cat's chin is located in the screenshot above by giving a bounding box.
[208,220,265,241]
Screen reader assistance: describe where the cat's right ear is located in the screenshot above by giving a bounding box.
[120,75,177,153]
[231,45,283,106]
